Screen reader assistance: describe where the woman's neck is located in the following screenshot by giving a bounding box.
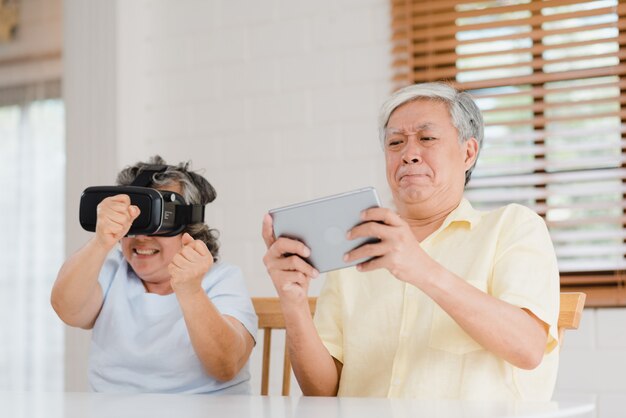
[142,280,174,295]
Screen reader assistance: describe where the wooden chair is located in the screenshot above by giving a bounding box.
[558,292,586,346]
[252,297,317,396]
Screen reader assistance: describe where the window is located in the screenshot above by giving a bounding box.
[390,0,625,306]
[0,81,65,390]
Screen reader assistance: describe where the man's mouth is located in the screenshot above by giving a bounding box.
[399,173,428,182]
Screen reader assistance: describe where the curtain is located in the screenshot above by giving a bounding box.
[0,80,64,390]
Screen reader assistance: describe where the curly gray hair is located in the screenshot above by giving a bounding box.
[116,155,220,260]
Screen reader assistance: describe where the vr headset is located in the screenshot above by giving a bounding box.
[79,165,205,237]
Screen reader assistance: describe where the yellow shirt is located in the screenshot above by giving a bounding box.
[313,199,560,400]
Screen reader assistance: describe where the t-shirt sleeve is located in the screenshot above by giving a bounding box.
[313,270,344,363]
[491,205,560,353]
[98,247,125,301]
[204,263,258,342]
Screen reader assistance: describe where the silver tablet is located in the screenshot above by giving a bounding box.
[269,187,381,273]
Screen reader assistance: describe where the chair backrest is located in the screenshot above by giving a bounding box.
[558,292,586,346]
[252,297,317,396]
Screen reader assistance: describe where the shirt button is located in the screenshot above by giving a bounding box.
[392,378,401,386]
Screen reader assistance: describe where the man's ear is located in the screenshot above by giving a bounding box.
[463,137,479,170]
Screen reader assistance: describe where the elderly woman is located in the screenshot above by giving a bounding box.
[52,156,257,394]
[262,82,559,400]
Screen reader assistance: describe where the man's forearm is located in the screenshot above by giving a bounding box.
[419,263,548,370]
[283,303,341,396]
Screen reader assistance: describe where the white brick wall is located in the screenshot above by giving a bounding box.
[120,0,391,273]
[62,0,626,412]
[555,308,626,418]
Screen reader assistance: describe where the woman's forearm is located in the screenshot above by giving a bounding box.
[50,238,109,328]
[176,288,253,381]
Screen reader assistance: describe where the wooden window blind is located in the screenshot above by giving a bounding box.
[390,0,626,306]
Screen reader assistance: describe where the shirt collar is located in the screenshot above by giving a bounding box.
[439,197,481,231]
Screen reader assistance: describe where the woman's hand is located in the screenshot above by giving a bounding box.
[262,214,319,306]
[169,233,214,296]
[94,194,140,250]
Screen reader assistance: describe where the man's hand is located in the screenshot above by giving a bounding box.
[94,194,140,250]
[262,214,319,305]
[262,214,340,396]
[344,207,435,286]
[169,233,214,295]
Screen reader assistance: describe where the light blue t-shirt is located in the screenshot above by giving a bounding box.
[88,249,258,394]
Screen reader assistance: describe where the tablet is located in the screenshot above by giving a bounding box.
[269,187,381,273]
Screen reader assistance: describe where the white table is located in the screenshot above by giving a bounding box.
[1,392,595,418]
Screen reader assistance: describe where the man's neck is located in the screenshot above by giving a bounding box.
[397,198,462,242]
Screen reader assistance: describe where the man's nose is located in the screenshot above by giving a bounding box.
[402,140,421,164]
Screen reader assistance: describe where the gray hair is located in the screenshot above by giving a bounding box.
[116,155,220,260]
[378,82,484,185]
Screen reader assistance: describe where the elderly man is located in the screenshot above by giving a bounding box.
[262,82,559,400]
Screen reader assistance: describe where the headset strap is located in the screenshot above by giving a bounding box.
[174,204,205,224]
[132,165,205,225]
[130,165,168,187]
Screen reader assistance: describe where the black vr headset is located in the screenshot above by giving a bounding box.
[79,165,205,237]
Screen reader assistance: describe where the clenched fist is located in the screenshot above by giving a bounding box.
[95,194,140,250]
[169,232,214,295]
